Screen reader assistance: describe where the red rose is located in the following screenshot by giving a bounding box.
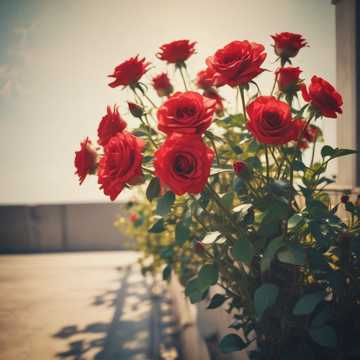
[74,137,97,185]
[152,73,173,97]
[154,133,214,195]
[271,32,307,58]
[196,67,215,90]
[97,105,127,146]
[157,40,196,64]
[233,160,247,175]
[98,132,144,201]
[293,118,319,149]
[157,91,216,135]
[108,56,150,88]
[246,96,297,145]
[203,89,224,116]
[206,40,266,87]
[301,76,343,118]
[276,67,302,93]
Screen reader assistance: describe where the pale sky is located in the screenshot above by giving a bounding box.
[0,0,336,205]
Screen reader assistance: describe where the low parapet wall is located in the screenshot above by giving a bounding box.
[0,203,131,253]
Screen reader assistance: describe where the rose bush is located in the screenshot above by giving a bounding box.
[74,34,360,359]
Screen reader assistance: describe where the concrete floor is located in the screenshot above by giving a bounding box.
[0,252,180,360]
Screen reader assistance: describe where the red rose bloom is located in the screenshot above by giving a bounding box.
[157,40,196,64]
[154,133,214,195]
[293,118,319,149]
[196,68,216,90]
[74,137,97,185]
[203,89,224,116]
[206,40,266,87]
[271,32,307,58]
[276,67,302,93]
[152,73,173,97]
[301,76,343,118]
[157,91,216,135]
[108,55,150,88]
[246,96,297,145]
[97,105,127,146]
[98,132,144,201]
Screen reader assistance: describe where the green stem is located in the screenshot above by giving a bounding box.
[264,145,270,181]
[239,87,248,121]
[143,93,158,108]
[208,135,221,166]
[178,66,188,91]
[270,72,278,96]
[310,137,317,168]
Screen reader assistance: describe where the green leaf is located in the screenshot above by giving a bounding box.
[232,237,255,264]
[293,160,306,171]
[202,231,223,244]
[219,334,247,353]
[309,325,337,348]
[221,192,234,209]
[293,292,323,315]
[162,265,172,281]
[321,145,334,158]
[185,278,205,304]
[148,218,165,233]
[198,263,219,289]
[321,145,357,159]
[278,244,306,265]
[146,177,160,202]
[311,308,331,328]
[254,283,279,319]
[288,213,304,229]
[261,236,284,272]
[175,223,190,245]
[156,191,175,216]
[207,293,227,309]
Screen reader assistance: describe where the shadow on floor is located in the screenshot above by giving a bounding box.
[53,265,181,360]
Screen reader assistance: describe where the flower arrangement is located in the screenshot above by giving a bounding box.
[74,32,360,358]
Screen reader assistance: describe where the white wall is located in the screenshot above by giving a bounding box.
[0,0,336,205]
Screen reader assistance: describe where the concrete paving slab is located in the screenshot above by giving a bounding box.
[0,251,180,360]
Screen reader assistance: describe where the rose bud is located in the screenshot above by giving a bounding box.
[271,32,307,59]
[203,89,224,117]
[196,67,216,90]
[128,102,144,118]
[301,76,343,119]
[233,160,248,176]
[276,67,302,94]
[341,194,350,204]
[157,39,196,65]
[74,137,98,185]
[194,241,205,254]
[130,213,139,223]
[98,105,127,146]
[152,73,173,97]
[293,119,319,149]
